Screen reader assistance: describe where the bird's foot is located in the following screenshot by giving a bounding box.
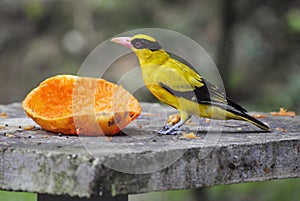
[156,122,183,135]
[157,128,182,135]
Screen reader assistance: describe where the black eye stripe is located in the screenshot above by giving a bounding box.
[131,38,162,51]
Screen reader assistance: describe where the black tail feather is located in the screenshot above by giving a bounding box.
[229,109,270,131]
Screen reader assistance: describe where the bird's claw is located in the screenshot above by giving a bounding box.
[155,124,182,135]
[157,129,182,135]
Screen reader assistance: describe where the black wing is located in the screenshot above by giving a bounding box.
[161,52,247,113]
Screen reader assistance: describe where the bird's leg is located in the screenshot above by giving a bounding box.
[158,120,184,135]
[158,114,191,135]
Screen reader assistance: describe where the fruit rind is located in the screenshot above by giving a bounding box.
[22,75,141,135]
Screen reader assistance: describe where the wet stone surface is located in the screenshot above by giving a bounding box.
[0,102,299,198]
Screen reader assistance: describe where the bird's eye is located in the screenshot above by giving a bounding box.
[134,41,142,48]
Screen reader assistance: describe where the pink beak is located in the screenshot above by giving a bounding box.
[111,37,133,48]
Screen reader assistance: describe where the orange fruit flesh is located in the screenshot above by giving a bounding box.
[22,75,141,135]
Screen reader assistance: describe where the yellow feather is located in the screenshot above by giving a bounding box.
[131,34,156,42]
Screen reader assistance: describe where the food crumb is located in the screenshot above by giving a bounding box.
[252,114,267,118]
[4,133,14,138]
[276,127,287,132]
[181,132,200,139]
[205,118,211,123]
[167,114,180,125]
[23,125,35,130]
[0,112,8,118]
[271,108,296,117]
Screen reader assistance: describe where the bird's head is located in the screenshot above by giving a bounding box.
[111,34,164,60]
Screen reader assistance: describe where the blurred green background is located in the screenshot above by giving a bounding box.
[2,178,300,201]
[0,0,299,200]
[0,0,299,112]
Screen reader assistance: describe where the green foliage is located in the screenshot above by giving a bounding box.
[0,190,36,201]
[133,179,300,201]
[257,71,300,113]
[23,0,44,20]
[286,9,300,33]
[131,189,195,201]
[207,178,300,201]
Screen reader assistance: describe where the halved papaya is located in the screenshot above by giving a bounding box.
[22,75,141,135]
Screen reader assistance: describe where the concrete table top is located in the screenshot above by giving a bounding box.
[0,103,299,198]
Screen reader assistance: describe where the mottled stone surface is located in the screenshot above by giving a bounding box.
[0,103,299,198]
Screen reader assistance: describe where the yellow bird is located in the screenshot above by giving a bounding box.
[111,34,270,134]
